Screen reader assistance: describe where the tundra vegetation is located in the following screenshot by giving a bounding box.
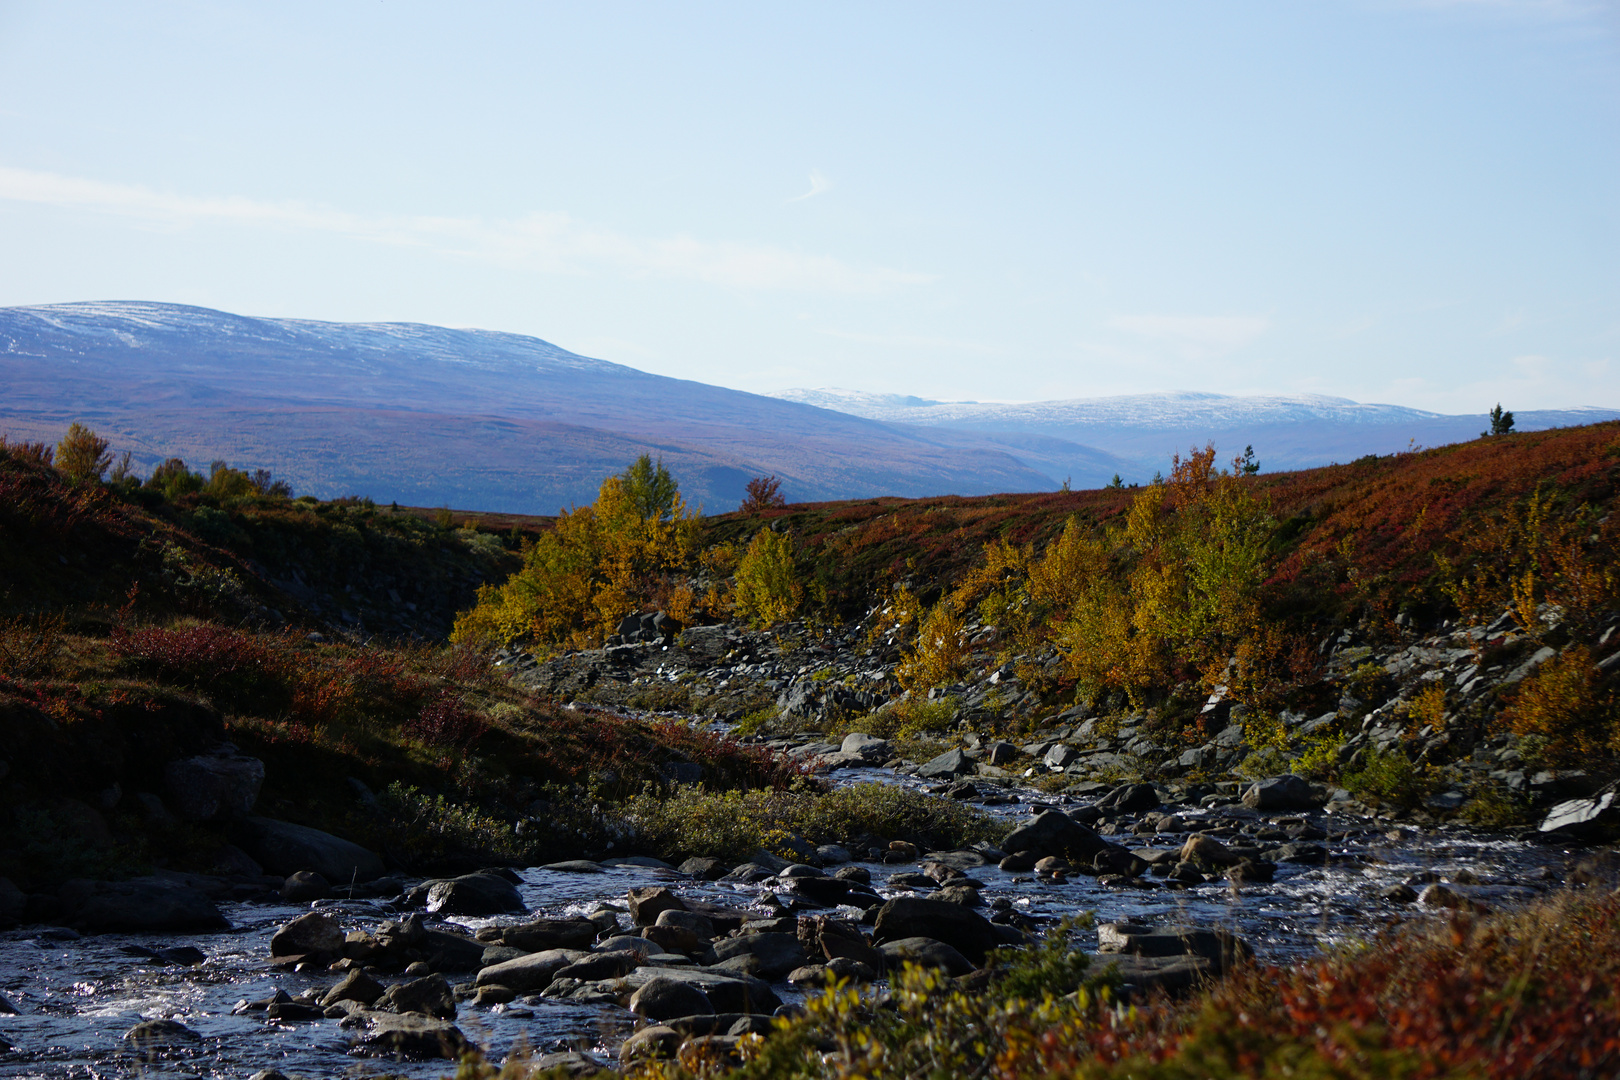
[5,422,1620,1078]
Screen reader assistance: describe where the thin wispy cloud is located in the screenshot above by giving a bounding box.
[0,165,928,294]
[787,170,832,202]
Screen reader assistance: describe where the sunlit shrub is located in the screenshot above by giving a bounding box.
[453,465,697,650]
[1501,644,1616,766]
[733,527,802,627]
[895,598,969,692]
[622,781,997,864]
[54,422,112,483]
[1343,743,1434,809]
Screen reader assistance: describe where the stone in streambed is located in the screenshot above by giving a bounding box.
[233,816,385,883]
[620,967,782,1015]
[496,917,599,951]
[709,933,807,979]
[678,856,727,880]
[321,967,384,1007]
[872,897,1001,966]
[628,886,687,926]
[374,973,456,1019]
[475,948,587,993]
[554,951,641,982]
[621,1024,683,1062]
[1241,775,1321,811]
[349,1011,468,1060]
[1003,812,1109,866]
[271,911,345,962]
[58,877,227,934]
[1179,834,1240,867]
[426,873,524,916]
[878,936,974,976]
[644,923,707,954]
[123,1018,201,1055]
[280,870,329,902]
[629,976,714,1022]
[1096,923,1252,973]
[917,748,974,779]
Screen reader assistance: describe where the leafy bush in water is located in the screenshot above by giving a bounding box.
[622,782,998,864]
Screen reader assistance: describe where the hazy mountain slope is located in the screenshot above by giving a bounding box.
[775,387,1620,479]
[0,302,1061,510]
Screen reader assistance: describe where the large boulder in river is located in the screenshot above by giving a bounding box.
[349,1011,468,1060]
[233,817,385,883]
[916,748,974,780]
[1003,812,1110,865]
[871,897,1001,967]
[426,873,525,916]
[1538,788,1620,844]
[270,911,345,962]
[879,936,974,976]
[1242,774,1320,811]
[58,877,227,933]
[162,744,264,821]
[475,948,587,993]
[629,976,714,1021]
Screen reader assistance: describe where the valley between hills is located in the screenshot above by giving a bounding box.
[1,413,1619,1077]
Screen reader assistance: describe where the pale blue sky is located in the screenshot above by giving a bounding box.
[1,1,1615,412]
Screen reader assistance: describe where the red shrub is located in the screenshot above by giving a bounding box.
[111,623,291,712]
[405,690,488,751]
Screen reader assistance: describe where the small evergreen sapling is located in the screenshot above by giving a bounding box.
[1484,403,1515,436]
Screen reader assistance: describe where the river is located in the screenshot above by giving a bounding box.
[0,740,1566,1078]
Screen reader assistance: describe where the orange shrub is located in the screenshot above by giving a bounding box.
[1501,644,1618,766]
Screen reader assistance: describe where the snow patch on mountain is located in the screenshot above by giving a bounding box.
[773,387,1450,429]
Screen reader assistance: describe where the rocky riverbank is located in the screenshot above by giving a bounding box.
[2,751,1606,1077]
[503,601,1620,843]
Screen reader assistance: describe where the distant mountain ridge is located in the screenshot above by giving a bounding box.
[772,387,1451,427]
[772,387,1620,477]
[0,301,1070,512]
[3,301,1611,512]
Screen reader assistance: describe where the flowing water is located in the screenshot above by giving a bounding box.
[0,750,1568,1078]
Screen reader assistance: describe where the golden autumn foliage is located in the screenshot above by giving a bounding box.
[733,527,802,627]
[54,422,112,483]
[893,445,1281,706]
[1439,486,1619,640]
[1502,645,1618,766]
[451,469,697,650]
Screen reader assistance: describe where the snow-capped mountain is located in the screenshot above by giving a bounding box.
[772,388,1449,428]
[772,387,1620,477]
[1,302,1075,511]
[3,301,1611,510]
